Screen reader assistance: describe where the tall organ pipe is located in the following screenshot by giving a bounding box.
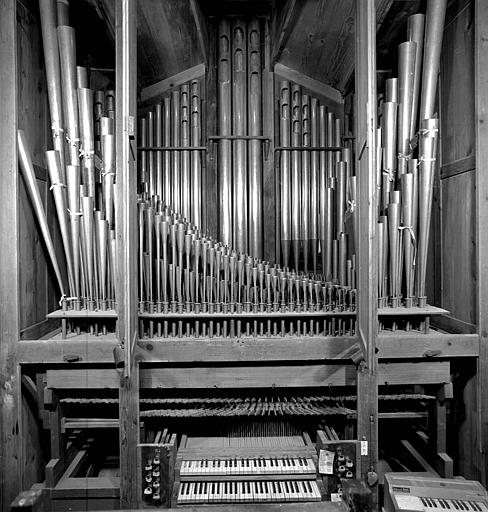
[163,97,171,207]
[232,19,248,253]
[407,14,425,140]
[218,19,232,246]
[291,84,301,269]
[46,150,75,296]
[397,41,417,176]
[171,90,181,212]
[301,94,310,271]
[155,103,163,200]
[181,84,191,221]
[78,87,95,197]
[419,0,447,121]
[416,118,439,306]
[58,25,80,166]
[248,19,263,259]
[18,132,66,297]
[310,98,319,273]
[39,0,66,172]
[191,80,202,229]
[279,81,291,268]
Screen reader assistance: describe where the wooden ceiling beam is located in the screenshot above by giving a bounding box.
[271,0,300,65]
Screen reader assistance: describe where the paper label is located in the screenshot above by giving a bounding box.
[395,495,425,511]
[361,440,368,456]
[331,493,342,502]
[318,449,335,475]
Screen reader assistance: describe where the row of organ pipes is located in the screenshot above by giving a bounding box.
[28,2,447,336]
[376,0,446,309]
[19,0,117,314]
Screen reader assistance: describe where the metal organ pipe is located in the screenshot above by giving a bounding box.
[191,80,202,229]
[232,19,248,253]
[218,19,233,247]
[248,18,263,259]
[279,81,292,268]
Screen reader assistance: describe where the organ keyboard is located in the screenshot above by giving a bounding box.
[384,474,488,512]
[172,433,324,506]
[177,480,322,504]
[180,457,316,476]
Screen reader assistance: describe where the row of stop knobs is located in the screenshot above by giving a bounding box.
[143,451,162,504]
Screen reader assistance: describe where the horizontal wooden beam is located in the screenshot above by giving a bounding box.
[139,63,205,104]
[18,338,118,364]
[136,336,360,363]
[46,361,451,390]
[20,333,476,364]
[274,63,343,106]
[377,333,479,358]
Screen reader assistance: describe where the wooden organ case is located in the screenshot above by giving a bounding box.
[5,0,484,511]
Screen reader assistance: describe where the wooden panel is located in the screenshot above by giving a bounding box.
[475,0,488,484]
[116,0,139,508]
[440,2,475,164]
[136,0,204,88]
[377,362,450,386]
[355,0,378,476]
[136,337,359,363]
[46,361,450,391]
[0,0,21,509]
[376,332,479,359]
[441,171,476,325]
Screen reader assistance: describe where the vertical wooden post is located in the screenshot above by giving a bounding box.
[0,0,21,510]
[475,0,488,486]
[116,0,139,508]
[355,0,378,478]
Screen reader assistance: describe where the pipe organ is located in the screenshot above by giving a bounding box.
[10,0,458,509]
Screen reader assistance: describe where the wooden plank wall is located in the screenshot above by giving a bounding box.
[17,0,64,340]
[438,0,480,481]
[439,0,476,332]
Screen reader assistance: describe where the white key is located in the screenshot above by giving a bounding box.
[255,480,267,501]
[177,482,186,504]
[309,480,321,500]
[242,480,252,502]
